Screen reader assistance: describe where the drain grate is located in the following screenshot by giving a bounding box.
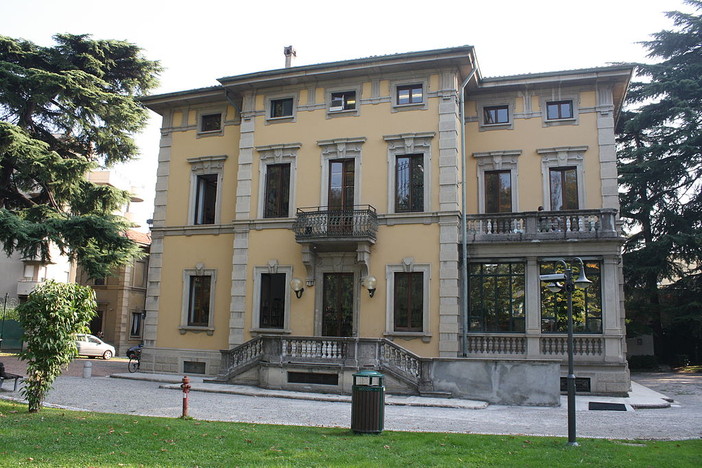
[589,402,627,411]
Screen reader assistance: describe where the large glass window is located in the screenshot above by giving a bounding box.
[540,260,602,333]
[485,170,512,213]
[259,273,285,329]
[395,154,424,212]
[549,167,578,210]
[264,164,290,218]
[188,275,211,326]
[194,174,217,224]
[469,263,525,332]
[393,272,424,332]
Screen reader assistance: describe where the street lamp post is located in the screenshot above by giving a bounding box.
[540,258,591,446]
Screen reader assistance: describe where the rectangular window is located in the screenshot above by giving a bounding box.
[130,311,143,337]
[483,105,509,125]
[188,275,211,326]
[270,98,294,118]
[259,273,286,329]
[330,91,356,111]
[485,170,512,213]
[395,155,424,212]
[94,277,106,286]
[194,174,217,224]
[540,260,602,333]
[394,272,424,332]
[132,260,147,288]
[546,100,574,120]
[469,263,525,332]
[549,167,578,210]
[396,84,423,105]
[200,113,221,132]
[264,164,291,218]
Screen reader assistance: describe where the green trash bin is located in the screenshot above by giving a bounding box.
[351,370,384,434]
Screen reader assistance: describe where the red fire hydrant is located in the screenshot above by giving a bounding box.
[180,376,191,418]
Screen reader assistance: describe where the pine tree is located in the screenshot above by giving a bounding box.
[0,34,161,277]
[617,0,702,362]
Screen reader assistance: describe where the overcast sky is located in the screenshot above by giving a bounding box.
[1,0,690,228]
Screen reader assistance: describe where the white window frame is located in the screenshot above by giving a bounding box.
[391,79,429,111]
[317,137,366,207]
[180,266,216,335]
[266,94,297,122]
[384,132,434,214]
[196,107,225,136]
[256,143,300,219]
[540,94,579,127]
[472,150,521,213]
[385,260,431,340]
[536,146,588,210]
[186,155,227,226]
[251,264,293,334]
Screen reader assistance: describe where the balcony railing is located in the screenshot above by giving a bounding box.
[293,205,378,242]
[465,209,619,242]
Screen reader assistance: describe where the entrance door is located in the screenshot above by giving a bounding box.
[328,159,354,234]
[322,273,354,337]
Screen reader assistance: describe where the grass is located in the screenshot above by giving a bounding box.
[676,365,702,373]
[1,400,700,467]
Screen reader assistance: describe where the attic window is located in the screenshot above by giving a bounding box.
[200,113,222,132]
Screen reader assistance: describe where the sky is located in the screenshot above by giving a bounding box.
[0,0,691,228]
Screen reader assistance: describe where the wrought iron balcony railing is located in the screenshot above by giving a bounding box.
[465,208,619,242]
[293,205,378,242]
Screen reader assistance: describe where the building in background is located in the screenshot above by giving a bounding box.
[140,46,632,402]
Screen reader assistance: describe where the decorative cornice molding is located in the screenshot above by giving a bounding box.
[317,137,366,159]
[186,155,228,172]
[383,132,435,153]
[256,143,302,162]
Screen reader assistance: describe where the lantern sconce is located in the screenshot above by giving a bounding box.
[290,277,304,299]
[362,275,377,298]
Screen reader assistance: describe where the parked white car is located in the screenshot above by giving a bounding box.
[75,334,115,360]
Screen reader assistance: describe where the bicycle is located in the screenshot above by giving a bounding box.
[127,345,142,373]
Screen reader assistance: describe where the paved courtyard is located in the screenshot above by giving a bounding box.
[2,355,701,440]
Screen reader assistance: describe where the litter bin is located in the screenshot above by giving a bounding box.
[351,370,384,434]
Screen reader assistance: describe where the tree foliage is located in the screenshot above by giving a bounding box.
[617,0,702,361]
[18,281,96,412]
[0,34,161,277]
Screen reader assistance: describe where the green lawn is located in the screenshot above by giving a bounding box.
[0,399,699,467]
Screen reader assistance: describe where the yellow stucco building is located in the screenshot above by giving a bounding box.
[141,46,632,404]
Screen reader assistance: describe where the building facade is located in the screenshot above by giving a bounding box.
[141,46,632,399]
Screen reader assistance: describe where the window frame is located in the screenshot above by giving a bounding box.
[484,169,513,213]
[549,166,579,211]
[267,94,297,121]
[540,94,579,127]
[546,100,574,120]
[483,105,510,125]
[391,79,429,111]
[256,143,300,220]
[536,146,587,211]
[196,108,225,136]
[193,173,218,225]
[539,259,603,334]
[251,265,293,334]
[468,262,526,333]
[385,262,431,340]
[472,150,521,214]
[129,310,143,338]
[329,90,357,113]
[186,155,227,226]
[263,163,291,219]
[384,132,434,214]
[395,154,425,213]
[180,267,217,334]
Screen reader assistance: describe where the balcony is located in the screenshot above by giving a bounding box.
[17,279,47,296]
[293,205,378,244]
[465,209,619,243]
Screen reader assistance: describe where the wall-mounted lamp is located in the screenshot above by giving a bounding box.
[362,276,377,298]
[290,277,304,298]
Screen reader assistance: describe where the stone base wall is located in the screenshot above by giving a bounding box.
[572,362,630,396]
[140,347,223,377]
